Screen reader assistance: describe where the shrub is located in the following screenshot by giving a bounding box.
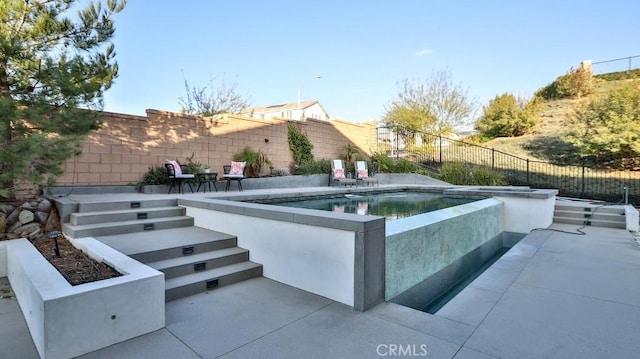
[294,159,331,175]
[183,153,204,174]
[536,66,596,100]
[475,93,540,138]
[137,165,170,187]
[371,152,394,173]
[392,159,419,173]
[232,146,272,177]
[566,81,640,159]
[438,163,506,186]
[370,153,419,173]
[595,69,640,81]
[270,167,290,176]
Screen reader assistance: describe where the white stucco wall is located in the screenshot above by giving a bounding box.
[186,207,355,306]
[0,241,7,277]
[495,195,555,233]
[625,205,639,232]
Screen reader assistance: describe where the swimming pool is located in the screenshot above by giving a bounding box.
[181,185,558,311]
[265,192,476,220]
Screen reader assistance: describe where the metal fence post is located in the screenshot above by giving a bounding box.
[491,148,495,170]
[580,157,586,198]
[526,159,530,185]
[395,128,399,160]
[439,135,442,164]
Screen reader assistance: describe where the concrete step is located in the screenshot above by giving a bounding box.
[70,206,187,225]
[77,198,179,213]
[94,227,238,263]
[62,216,194,238]
[164,261,263,301]
[147,247,249,279]
[554,204,626,215]
[553,216,627,229]
[553,210,625,223]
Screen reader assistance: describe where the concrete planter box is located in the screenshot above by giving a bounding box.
[5,237,165,359]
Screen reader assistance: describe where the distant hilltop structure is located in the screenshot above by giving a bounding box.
[240,100,330,121]
[580,60,593,74]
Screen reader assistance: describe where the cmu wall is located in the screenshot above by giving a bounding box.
[56,110,378,186]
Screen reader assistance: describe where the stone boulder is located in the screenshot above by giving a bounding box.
[44,208,61,233]
[18,210,35,225]
[11,222,42,240]
[35,211,49,224]
[37,199,52,212]
[0,203,14,214]
[6,208,19,227]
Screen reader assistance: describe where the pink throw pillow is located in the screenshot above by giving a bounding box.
[229,161,245,175]
[333,168,345,179]
[357,169,368,178]
[170,160,182,175]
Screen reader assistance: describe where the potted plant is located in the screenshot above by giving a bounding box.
[203,164,211,173]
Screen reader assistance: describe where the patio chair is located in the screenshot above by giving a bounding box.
[354,160,378,186]
[330,159,357,187]
[223,161,246,191]
[165,160,195,194]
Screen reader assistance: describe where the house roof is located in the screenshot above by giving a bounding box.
[240,100,321,114]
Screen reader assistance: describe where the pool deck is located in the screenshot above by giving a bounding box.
[3,188,640,358]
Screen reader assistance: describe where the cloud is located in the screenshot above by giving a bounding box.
[414,49,434,57]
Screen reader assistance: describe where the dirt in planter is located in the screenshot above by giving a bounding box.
[32,235,121,285]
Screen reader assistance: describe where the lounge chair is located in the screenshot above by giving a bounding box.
[165,160,195,194]
[330,159,357,187]
[354,160,378,186]
[223,161,246,191]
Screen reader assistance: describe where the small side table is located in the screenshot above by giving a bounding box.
[196,172,218,192]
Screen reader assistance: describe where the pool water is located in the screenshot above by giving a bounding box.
[268,192,475,221]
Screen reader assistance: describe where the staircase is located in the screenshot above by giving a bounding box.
[553,200,626,229]
[62,198,262,301]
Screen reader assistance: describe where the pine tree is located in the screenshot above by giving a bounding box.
[0,0,126,198]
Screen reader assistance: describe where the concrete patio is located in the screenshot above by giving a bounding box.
[2,189,640,358]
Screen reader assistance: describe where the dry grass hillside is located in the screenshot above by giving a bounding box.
[481,76,639,164]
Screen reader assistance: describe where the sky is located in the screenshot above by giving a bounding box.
[102,0,640,124]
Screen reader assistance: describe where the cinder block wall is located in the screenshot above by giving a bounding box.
[55,109,378,186]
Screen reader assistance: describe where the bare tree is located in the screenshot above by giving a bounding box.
[179,74,251,116]
[384,70,475,135]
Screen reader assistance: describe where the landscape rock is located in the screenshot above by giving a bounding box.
[0,215,5,233]
[21,202,34,210]
[6,209,19,227]
[8,221,22,233]
[0,203,14,214]
[44,208,61,233]
[18,210,35,225]
[12,222,42,239]
[35,211,49,224]
[37,199,52,212]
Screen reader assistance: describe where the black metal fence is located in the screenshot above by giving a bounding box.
[377,127,640,205]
